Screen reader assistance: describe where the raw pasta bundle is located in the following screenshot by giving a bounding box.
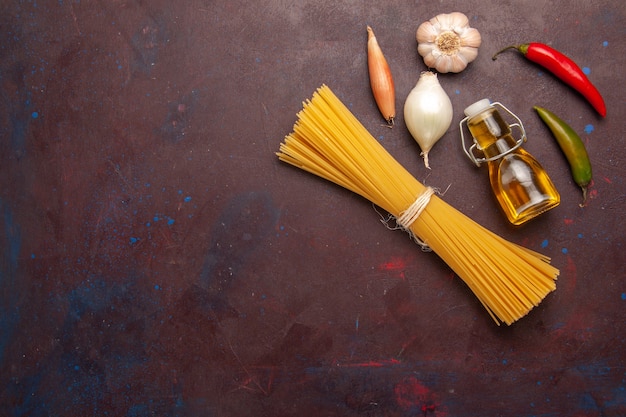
[277,85,558,325]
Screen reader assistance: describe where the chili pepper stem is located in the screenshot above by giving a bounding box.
[580,186,588,207]
[492,45,521,60]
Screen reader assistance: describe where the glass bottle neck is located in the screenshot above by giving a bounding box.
[482,136,518,160]
[467,108,517,161]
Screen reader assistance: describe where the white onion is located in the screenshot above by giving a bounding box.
[403,71,453,168]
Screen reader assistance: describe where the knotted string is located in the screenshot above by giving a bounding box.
[396,187,435,232]
[378,186,438,251]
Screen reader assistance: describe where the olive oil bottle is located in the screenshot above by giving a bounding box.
[460,99,560,225]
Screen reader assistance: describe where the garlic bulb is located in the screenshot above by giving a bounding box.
[403,71,453,168]
[416,12,482,73]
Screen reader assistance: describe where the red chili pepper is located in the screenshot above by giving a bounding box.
[493,43,606,117]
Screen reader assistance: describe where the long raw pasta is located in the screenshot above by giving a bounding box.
[277,85,558,325]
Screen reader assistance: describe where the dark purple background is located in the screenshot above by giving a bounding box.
[1,1,624,416]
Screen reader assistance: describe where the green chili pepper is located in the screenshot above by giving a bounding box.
[534,106,592,206]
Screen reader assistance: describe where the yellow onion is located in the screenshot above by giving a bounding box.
[403,71,453,168]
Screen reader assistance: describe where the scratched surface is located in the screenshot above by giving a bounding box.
[1,0,625,416]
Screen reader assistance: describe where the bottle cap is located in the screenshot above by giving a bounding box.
[464,99,492,119]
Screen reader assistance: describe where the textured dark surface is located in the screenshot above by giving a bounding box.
[1,1,625,416]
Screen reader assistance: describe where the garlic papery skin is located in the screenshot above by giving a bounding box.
[416,12,481,73]
[403,71,453,168]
